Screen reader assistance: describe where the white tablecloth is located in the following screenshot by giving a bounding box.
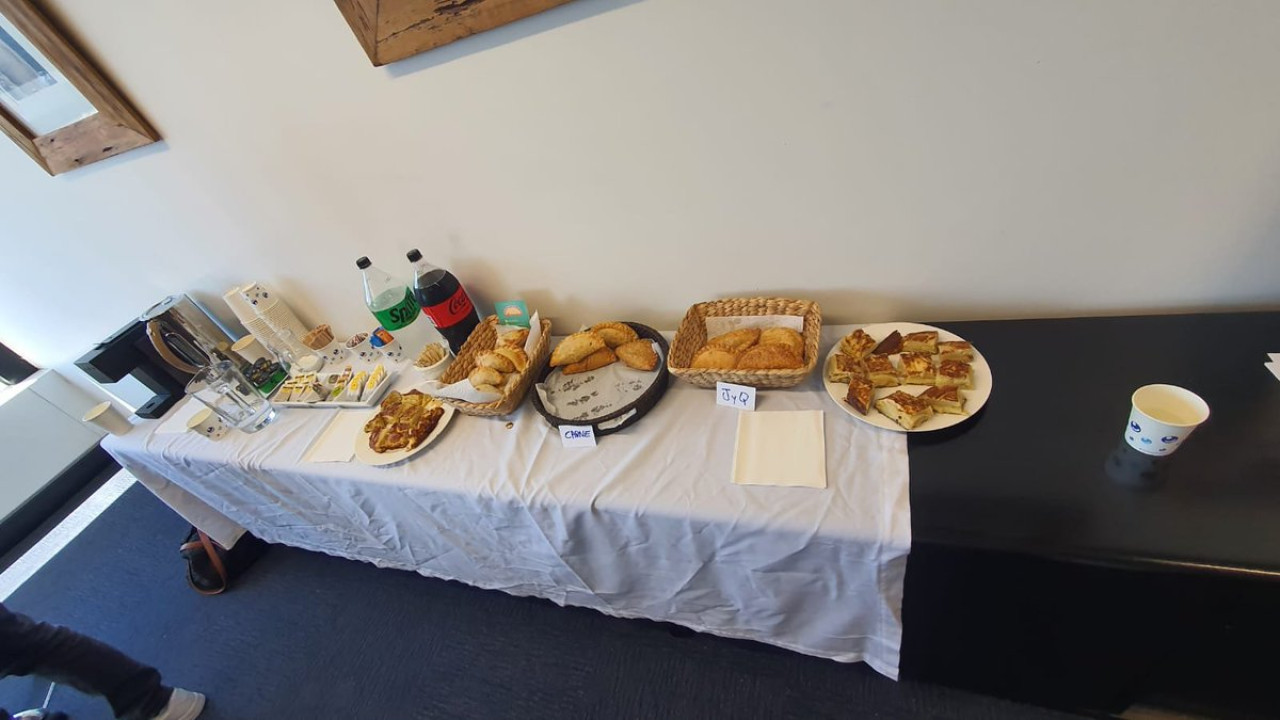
[103,326,911,678]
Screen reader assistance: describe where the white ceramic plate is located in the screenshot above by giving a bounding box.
[822,322,993,432]
[353,401,456,466]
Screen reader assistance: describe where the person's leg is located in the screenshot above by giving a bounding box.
[0,603,173,720]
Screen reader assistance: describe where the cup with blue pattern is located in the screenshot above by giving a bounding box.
[1124,384,1209,456]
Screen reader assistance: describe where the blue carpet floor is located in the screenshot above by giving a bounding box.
[1,485,1084,719]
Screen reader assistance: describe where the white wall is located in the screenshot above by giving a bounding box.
[1,0,1277,391]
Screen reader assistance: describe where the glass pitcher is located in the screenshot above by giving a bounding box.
[186,360,277,433]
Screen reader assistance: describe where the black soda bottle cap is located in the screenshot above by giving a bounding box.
[356,257,371,269]
[406,249,422,262]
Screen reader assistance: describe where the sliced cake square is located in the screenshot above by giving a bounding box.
[902,330,938,354]
[839,329,878,359]
[845,376,875,415]
[827,353,866,383]
[875,390,934,429]
[937,340,974,362]
[935,360,974,389]
[919,385,966,415]
[863,354,900,387]
[899,352,935,385]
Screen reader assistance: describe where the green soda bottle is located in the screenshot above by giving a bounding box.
[356,257,420,332]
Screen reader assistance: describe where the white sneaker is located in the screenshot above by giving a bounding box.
[152,688,206,720]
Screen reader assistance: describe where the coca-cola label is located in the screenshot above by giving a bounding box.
[422,286,474,329]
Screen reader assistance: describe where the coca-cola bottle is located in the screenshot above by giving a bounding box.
[406,249,480,354]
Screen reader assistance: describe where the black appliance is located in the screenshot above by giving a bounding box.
[75,320,193,418]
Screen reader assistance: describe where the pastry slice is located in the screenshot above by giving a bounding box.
[918,385,966,415]
[902,331,938,354]
[591,322,638,348]
[707,328,760,352]
[863,354,900,387]
[899,352,936,385]
[690,346,738,370]
[937,340,974,362]
[872,330,903,355]
[550,331,606,367]
[936,360,974,389]
[616,339,659,371]
[839,329,877,359]
[875,390,935,430]
[759,327,804,358]
[826,354,866,383]
[845,376,875,415]
[562,346,617,375]
[737,344,803,370]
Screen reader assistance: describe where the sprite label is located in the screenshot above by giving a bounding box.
[372,289,419,331]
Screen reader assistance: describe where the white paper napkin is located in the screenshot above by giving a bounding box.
[154,397,207,434]
[1266,353,1279,383]
[731,410,827,488]
[303,410,373,463]
[705,314,804,337]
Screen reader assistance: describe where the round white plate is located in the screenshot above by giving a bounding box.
[354,402,456,466]
[823,322,993,432]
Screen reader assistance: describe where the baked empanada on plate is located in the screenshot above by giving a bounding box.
[591,322,638,348]
[551,331,606,367]
[616,340,658,371]
[562,347,617,375]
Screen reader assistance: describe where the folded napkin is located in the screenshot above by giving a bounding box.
[303,410,373,463]
[732,410,827,488]
[1268,353,1280,383]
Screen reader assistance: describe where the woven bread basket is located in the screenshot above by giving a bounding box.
[667,297,821,388]
[438,315,552,416]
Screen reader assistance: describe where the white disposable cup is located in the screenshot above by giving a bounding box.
[346,333,380,363]
[316,337,350,364]
[232,335,272,364]
[187,407,230,439]
[373,336,406,362]
[81,401,132,436]
[239,282,275,311]
[1125,384,1210,456]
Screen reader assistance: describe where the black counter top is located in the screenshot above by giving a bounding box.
[907,312,1280,577]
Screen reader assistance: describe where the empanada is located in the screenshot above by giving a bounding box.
[690,346,738,370]
[562,347,617,375]
[477,350,516,373]
[759,327,804,358]
[496,328,529,349]
[736,344,803,370]
[551,331,606,367]
[468,366,503,389]
[472,383,502,395]
[591,322,638,348]
[707,328,760,352]
[616,340,658,371]
[494,347,529,373]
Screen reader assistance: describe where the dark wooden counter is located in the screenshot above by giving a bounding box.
[899,312,1280,717]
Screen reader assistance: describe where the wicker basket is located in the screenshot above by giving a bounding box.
[438,315,552,416]
[667,297,821,388]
